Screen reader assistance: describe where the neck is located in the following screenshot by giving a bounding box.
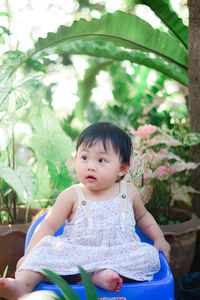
[82,183,119,201]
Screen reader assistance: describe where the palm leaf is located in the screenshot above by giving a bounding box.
[34,39,187,86]
[78,266,98,300]
[41,269,80,300]
[57,40,188,85]
[9,11,188,83]
[33,11,187,68]
[136,0,188,48]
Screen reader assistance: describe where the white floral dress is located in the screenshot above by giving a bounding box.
[17,181,160,281]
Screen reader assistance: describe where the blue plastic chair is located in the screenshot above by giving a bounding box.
[24,213,175,300]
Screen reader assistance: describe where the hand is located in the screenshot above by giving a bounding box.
[16,256,26,270]
[154,237,171,263]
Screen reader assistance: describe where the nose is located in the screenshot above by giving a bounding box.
[87,162,96,171]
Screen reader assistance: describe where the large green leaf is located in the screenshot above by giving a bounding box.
[56,40,188,85]
[41,269,80,300]
[34,39,187,86]
[29,106,74,163]
[78,266,98,300]
[0,162,38,202]
[33,10,187,68]
[20,290,64,300]
[136,0,188,48]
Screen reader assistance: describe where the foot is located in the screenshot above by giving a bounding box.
[0,278,29,300]
[92,269,123,292]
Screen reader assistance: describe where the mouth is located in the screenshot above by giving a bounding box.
[86,175,96,182]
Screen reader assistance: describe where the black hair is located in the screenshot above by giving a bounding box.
[76,122,132,166]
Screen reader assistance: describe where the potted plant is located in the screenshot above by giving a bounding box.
[0,11,78,275]
[127,124,200,288]
[0,63,40,278]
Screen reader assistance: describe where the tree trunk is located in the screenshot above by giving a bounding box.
[188,0,200,215]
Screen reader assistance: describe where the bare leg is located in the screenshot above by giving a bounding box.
[0,270,44,300]
[91,269,123,292]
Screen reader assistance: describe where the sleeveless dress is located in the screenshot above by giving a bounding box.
[17,182,160,281]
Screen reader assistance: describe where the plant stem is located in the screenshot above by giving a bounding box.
[0,191,15,224]
[11,129,17,221]
[6,146,11,168]
[12,130,15,170]
[25,204,30,224]
[141,174,144,187]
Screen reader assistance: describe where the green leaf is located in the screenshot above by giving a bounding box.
[47,161,72,192]
[37,40,187,85]
[0,211,9,225]
[0,12,9,17]
[129,154,147,181]
[183,132,200,146]
[19,290,64,300]
[136,0,188,48]
[158,215,167,223]
[29,106,74,163]
[41,269,80,300]
[171,184,200,205]
[0,26,11,36]
[0,35,5,44]
[2,265,8,278]
[0,75,38,112]
[0,163,38,202]
[79,266,98,300]
[33,11,187,68]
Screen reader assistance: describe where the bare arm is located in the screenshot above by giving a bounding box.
[128,183,171,262]
[25,186,76,256]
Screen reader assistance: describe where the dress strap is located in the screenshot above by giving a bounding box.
[73,185,92,220]
[120,181,127,212]
[119,181,127,232]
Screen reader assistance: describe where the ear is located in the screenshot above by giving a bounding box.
[118,163,129,177]
[75,153,77,160]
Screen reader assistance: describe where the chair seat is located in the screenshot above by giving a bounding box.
[24,213,175,300]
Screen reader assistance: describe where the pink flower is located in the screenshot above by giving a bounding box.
[130,125,158,138]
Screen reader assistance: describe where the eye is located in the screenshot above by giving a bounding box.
[99,158,105,163]
[82,156,88,161]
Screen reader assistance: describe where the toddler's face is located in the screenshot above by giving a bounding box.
[75,140,127,191]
